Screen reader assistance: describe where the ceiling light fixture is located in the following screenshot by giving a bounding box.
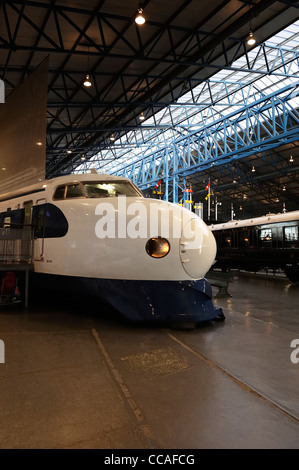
[247,31,256,46]
[83,45,92,87]
[135,7,145,25]
[83,74,92,87]
[139,111,145,121]
[110,133,115,141]
[289,155,294,163]
[251,165,255,172]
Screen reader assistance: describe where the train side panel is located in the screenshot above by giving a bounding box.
[211,213,299,282]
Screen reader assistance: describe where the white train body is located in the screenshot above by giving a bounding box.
[0,173,223,324]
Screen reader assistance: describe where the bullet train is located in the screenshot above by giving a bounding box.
[211,210,299,283]
[0,172,224,326]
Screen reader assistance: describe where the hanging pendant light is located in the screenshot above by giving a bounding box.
[247,31,256,46]
[83,45,92,87]
[135,8,145,25]
[83,74,92,87]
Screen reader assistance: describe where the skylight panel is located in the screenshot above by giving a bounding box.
[84,20,299,175]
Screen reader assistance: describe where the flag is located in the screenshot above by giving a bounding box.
[155,179,161,189]
[205,180,211,200]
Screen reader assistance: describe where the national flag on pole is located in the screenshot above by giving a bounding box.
[205,180,211,200]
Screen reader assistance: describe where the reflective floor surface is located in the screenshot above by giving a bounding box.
[0,273,298,449]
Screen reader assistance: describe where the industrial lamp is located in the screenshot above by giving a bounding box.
[135,8,145,25]
[83,74,92,87]
[139,111,145,121]
[247,31,256,46]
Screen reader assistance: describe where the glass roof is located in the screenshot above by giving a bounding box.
[75,20,299,175]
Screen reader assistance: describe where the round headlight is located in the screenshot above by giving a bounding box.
[146,237,170,258]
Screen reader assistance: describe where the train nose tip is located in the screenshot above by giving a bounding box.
[179,218,216,279]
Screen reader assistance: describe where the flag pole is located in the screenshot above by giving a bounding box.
[205,179,211,221]
[208,181,211,220]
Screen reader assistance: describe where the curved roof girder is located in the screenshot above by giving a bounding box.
[100,79,298,200]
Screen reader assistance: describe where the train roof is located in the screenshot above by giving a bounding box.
[210,210,299,231]
[0,172,138,202]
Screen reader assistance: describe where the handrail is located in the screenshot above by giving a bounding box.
[0,224,34,267]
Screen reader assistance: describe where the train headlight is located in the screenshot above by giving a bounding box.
[146,237,170,258]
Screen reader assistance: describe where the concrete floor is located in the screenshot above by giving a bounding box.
[0,272,298,449]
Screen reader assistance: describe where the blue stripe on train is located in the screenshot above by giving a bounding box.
[30,272,224,325]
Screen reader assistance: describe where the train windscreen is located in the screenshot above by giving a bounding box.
[82,182,141,198]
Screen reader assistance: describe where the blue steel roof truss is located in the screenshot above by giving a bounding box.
[1,1,298,217]
[104,80,298,182]
[73,27,298,216]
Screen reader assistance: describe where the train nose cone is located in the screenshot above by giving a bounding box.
[180,218,216,279]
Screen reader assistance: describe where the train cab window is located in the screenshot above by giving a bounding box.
[260,228,272,247]
[53,185,66,200]
[83,183,109,198]
[82,182,140,198]
[53,184,84,200]
[66,184,84,198]
[284,226,298,248]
